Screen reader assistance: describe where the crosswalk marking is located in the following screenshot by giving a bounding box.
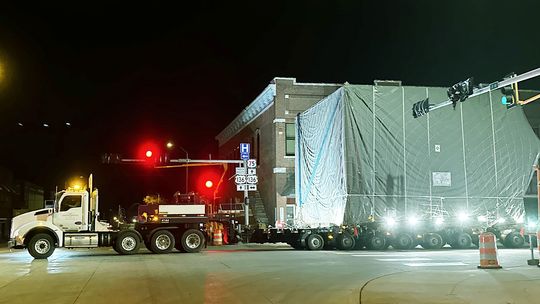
[404,262,467,267]
[376,258,432,262]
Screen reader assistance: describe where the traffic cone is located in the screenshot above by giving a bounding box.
[213,229,223,246]
[477,232,502,269]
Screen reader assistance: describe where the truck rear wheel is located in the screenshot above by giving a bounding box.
[451,233,472,249]
[306,234,324,250]
[115,231,141,255]
[392,233,414,250]
[181,229,205,253]
[150,230,175,254]
[28,233,55,259]
[367,235,387,250]
[336,233,355,250]
[422,233,444,249]
[504,232,525,248]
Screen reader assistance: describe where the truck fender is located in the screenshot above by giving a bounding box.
[299,230,312,247]
[23,226,60,248]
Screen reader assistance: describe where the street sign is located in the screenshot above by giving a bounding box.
[236,167,246,175]
[237,184,247,191]
[240,143,250,160]
[247,159,257,168]
[247,168,256,175]
[248,184,257,191]
[247,175,258,184]
[235,175,247,185]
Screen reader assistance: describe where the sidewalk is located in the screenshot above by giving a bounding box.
[361,266,540,303]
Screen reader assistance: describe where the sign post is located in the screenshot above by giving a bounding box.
[239,143,251,228]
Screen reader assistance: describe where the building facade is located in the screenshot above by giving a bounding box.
[216,78,340,225]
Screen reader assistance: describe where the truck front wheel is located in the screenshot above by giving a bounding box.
[181,229,205,253]
[150,230,175,254]
[115,231,141,255]
[28,233,55,259]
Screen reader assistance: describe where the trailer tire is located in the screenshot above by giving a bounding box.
[150,230,175,254]
[422,233,444,249]
[367,235,386,250]
[306,234,324,250]
[504,232,525,248]
[28,233,55,259]
[392,233,414,250]
[115,231,141,255]
[181,229,205,253]
[336,233,356,250]
[451,233,472,249]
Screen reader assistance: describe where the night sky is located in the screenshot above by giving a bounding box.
[1,1,539,211]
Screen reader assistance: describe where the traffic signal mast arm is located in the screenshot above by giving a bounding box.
[413,67,540,118]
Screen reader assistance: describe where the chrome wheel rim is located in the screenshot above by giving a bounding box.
[186,233,201,249]
[35,239,51,254]
[121,236,136,251]
[156,235,171,250]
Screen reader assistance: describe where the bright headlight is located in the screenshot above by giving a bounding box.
[408,216,418,226]
[458,212,469,223]
[384,217,396,228]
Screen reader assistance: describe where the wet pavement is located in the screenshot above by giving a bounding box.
[0,244,539,303]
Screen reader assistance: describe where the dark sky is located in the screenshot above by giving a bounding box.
[1,1,539,209]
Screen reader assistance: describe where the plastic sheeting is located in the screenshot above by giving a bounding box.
[295,85,540,227]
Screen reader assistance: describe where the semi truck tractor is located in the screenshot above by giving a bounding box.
[251,77,540,251]
[9,177,208,259]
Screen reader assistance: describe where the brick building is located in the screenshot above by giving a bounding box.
[216,78,341,225]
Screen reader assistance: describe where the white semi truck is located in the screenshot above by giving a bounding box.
[9,178,208,259]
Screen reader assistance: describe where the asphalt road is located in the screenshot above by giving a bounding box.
[0,244,539,304]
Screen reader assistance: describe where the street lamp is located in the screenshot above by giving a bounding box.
[167,141,189,194]
[178,146,189,194]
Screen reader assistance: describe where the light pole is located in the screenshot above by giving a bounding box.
[176,145,189,194]
[166,141,189,194]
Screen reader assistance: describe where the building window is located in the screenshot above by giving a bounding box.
[285,123,295,156]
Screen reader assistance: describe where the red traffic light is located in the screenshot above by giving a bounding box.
[145,150,153,158]
[205,180,214,189]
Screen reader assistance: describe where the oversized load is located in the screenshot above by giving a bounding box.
[295,84,540,228]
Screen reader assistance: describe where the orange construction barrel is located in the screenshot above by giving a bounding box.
[213,229,223,246]
[477,232,502,269]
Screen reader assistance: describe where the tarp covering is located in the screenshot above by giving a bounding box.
[295,85,540,227]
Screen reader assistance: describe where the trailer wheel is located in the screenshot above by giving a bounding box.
[367,235,387,250]
[115,231,141,255]
[150,230,175,254]
[451,233,472,249]
[504,232,525,248]
[422,233,444,249]
[306,234,324,250]
[392,233,414,250]
[28,233,55,259]
[336,233,355,250]
[181,229,205,253]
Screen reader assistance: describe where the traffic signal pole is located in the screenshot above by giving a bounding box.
[413,67,540,117]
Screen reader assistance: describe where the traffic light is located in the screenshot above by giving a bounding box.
[501,83,518,109]
[137,141,160,167]
[205,180,214,189]
[447,77,474,109]
[412,98,430,118]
